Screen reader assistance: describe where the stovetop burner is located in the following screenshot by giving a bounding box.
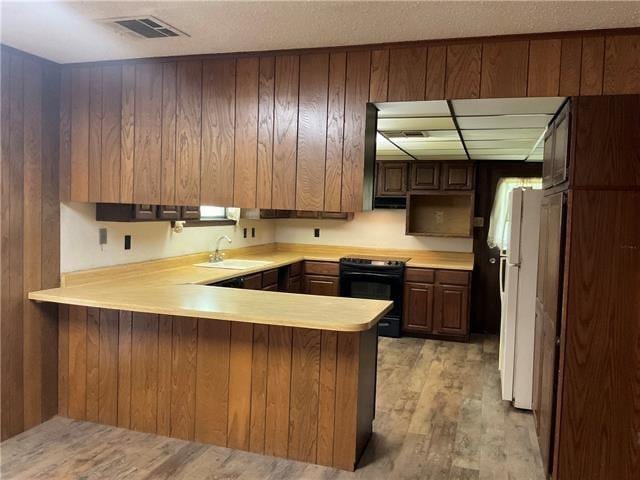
[340,257,406,267]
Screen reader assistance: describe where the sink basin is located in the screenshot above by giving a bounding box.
[194,259,274,270]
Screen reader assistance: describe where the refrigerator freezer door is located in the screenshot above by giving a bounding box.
[500,262,520,402]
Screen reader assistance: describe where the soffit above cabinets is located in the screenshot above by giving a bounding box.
[375,96,566,162]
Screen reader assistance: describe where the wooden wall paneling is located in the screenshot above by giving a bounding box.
[481,40,529,98]
[388,46,427,102]
[256,57,275,209]
[58,305,69,417]
[341,50,371,212]
[265,325,293,457]
[68,305,87,420]
[316,330,338,466]
[332,331,359,471]
[249,324,269,453]
[324,52,346,212]
[85,307,100,422]
[157,315,173,436]
[133,63,163,204]
[22,57,43,429]
[195,319,230,445]
[558,190,640,480]
[288,328,321,463]
[98,309,119,426]
[88,67,102,202]
[1,53,23,439]
[425,45,447,100]
[59,68,71,201]
[227,322,254,450]
[175,60,202,206]
[558,37,582,96]
[603,34,640,94]
[580,36,605,95]
[233,57,260,208]
[120,64,135,203]
[445,43,482,99]
[130,312,159,433]
[296,53,329,211]
[272,55,300,210]
[99,65,122,203]
[117,310,132,428]
[369,49,389,103]
[70,66,90,201]
[200,58,236,206]
[170,316,198,441]
[271,55,300,210]
[528,39,561,97]
[160,62,177,206]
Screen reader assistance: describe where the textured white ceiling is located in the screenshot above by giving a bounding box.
[1,1,640,64]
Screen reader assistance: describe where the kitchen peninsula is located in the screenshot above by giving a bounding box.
[28,244,473,471]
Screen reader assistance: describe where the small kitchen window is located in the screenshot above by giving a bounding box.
[200,205,228,220]
[182,206,238,227]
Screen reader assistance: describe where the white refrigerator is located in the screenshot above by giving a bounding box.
[498,187,542,410]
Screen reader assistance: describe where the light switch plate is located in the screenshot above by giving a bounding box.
[473,216,485,227]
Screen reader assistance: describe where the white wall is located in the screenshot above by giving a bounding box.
[61,204,473,273]
[60,202,276,272]
[275,209,474,252]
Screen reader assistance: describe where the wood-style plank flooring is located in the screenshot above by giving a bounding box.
[0,335,545,480]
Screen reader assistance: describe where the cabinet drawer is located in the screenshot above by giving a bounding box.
[405,268,435,283]
[289,262,302,277]
[304,261,339,276]
[435,270,470,286]
[304,275,340,296]
[262,269,279,288]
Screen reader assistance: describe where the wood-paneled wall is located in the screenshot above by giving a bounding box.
[59,30,640,211]
[0,47,60,440]
[58,305,377,471]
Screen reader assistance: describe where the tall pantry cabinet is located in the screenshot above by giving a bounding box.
[533,95,640,480]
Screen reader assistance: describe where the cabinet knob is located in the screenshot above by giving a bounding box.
[489,258,497,264]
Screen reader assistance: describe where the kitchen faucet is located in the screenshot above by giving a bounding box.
[211,235,232,262]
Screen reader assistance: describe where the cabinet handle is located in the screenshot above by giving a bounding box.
[489,258,497,264]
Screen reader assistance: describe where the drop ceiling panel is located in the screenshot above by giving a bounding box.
[391,139,464,150]
[464,139,539,149]
[472,154,529,161]
[376,100,450,118]
[377,117,456,131]
[461,128,544,140]
[451,97,565,116]
[457,115,552,129]
[416,154,469,160]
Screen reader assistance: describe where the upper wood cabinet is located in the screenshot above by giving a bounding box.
[442,162,475,190]
[409,162,440,191]
[376,161,408,196]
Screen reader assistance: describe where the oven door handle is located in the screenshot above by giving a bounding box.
[340,271,401,281]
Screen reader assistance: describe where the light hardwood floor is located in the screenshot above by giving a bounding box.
[0,335,545,480]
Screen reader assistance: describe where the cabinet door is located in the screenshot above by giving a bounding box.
[157,205,180,220]
[442,163,474,190]
[542,128,555,189]
[243,273,263,290]
[180,205,200,220]
[262,283,278,292]
[134,204,157,220]
[551,103,570,187]
[376,161,408,196]
[433,284,469,336]
[288,275,302,294]
[303,275,339,296]
[402,282,434,333]
[532,301,544,432]
[409,162,440,191]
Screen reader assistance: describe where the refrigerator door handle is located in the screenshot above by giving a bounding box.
[499,257,507,295]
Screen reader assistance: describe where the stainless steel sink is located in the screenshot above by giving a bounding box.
[193,259,273,270]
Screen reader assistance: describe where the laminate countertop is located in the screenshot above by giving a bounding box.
[28,244,473,332]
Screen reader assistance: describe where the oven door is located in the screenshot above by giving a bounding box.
[339,271,403,318]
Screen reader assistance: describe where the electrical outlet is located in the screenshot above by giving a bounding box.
[124,235,131,250]
[314,228,320,238]
[99,228,107,245]
[251,227,256,238]
[243,228,247,238]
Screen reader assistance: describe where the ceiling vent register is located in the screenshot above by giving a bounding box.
[102,16,187,39]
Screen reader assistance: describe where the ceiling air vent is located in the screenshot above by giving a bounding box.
[102,16,188,39]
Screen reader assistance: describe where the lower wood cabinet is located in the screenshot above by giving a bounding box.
[402,268,470,340]
[288,275,302,293]
[243,273,263,290]
[304,275,340,296]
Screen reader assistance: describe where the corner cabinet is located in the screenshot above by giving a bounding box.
[61,52,376,213]
[403,268,470,341]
